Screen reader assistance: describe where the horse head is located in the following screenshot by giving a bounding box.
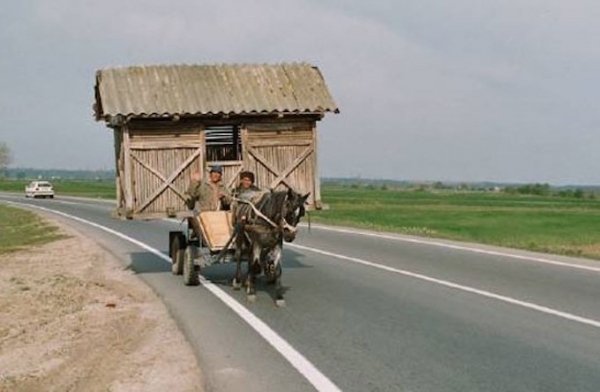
[282,188,310,242]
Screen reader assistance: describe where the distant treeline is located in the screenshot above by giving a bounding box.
[322,178,600,198]
[1,171,597,198]
[2,168,115,181]
[502,183,594,198]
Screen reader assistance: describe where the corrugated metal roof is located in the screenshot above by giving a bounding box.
[94,63,339,120]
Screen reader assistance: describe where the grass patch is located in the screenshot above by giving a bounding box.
[0,204,68,254]
[52,180,116,199]
[312,186,600,260]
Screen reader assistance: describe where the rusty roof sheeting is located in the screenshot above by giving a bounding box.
[95,63,339,120]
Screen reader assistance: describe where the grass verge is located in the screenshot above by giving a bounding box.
[0,204,68,254]
[311,187,600,260]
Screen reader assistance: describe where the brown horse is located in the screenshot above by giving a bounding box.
[232,188,309,306]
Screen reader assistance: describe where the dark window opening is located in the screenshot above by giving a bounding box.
[205,125,241,161]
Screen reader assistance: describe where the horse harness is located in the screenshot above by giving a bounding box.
[232,193,298,240]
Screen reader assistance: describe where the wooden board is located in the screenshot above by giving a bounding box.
[198,211,233,251]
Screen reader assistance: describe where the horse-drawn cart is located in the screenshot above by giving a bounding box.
[169,210,236,286]
[168,188,310,305]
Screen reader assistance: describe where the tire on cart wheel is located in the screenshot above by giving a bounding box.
[171,235,184,275]
[183,244,200,286]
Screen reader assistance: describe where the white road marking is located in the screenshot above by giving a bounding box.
[45,199,84,206]
[63,202,600,273]
[288,242,600,329]
[302,224,600,273]
[3,201,342,392]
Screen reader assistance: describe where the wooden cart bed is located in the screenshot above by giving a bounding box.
[198,211,233,251]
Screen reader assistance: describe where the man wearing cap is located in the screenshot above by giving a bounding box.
[231,170,264,223]
[185,165,231,212]
[233,171,262,201]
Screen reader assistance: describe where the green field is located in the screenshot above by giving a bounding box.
[311,186,600,260]
[2,179,600,260]
[0,204,67,254]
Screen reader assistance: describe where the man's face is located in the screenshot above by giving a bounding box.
[209,171,222,183]
[240,177,253,189]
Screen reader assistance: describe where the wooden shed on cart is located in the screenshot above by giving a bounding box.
[93,63,338,219]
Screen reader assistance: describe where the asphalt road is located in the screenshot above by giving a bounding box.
[2,193,600,392]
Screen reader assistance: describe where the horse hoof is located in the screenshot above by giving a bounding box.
[247,294,257,302]
[275,299,286,307]
[232,279,241,290]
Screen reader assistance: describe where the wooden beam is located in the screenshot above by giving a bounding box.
[130,142,203,150]
[113,129,122,207]
[122,127,134,212]
[198,125,206,174]
[312,122,322,209]
[247,140,311,147]
[245,121,313,131]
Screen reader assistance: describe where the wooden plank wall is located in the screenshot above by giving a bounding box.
[113,117,322,219]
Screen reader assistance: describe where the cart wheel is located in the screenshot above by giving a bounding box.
[183,245,200,286]
[171,236,184,275]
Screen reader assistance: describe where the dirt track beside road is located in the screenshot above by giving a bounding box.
[0,215,204,392]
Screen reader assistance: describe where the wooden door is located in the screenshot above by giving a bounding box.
[120,126,204,219]
[242,122,321,209]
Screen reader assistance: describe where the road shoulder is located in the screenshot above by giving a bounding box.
[0,213,204,391]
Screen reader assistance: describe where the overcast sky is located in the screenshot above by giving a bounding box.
[1,0,599,185]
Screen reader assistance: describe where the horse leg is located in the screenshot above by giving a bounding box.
[232,236,243,290]
[270,244,285,307]
[246,243,261,301]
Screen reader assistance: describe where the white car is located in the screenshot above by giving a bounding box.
[25,181,55,198]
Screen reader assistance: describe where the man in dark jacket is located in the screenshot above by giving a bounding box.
[233,171,261,200]
[231,171,266,223]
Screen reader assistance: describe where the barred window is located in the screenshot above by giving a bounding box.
[205,125,241,161]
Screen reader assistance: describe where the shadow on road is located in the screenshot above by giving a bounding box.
[127,251,171,274]
[125,247,311,296]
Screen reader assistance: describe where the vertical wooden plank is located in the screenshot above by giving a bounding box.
[199,124,206,179]
[122,126,134,215]
[120,136,126,209]
[134,149,141,213]
[146,149,151,212]
[311,121,322,209]
[241,124,249,172]
[113,128,122,209]
[155,151,161,215]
